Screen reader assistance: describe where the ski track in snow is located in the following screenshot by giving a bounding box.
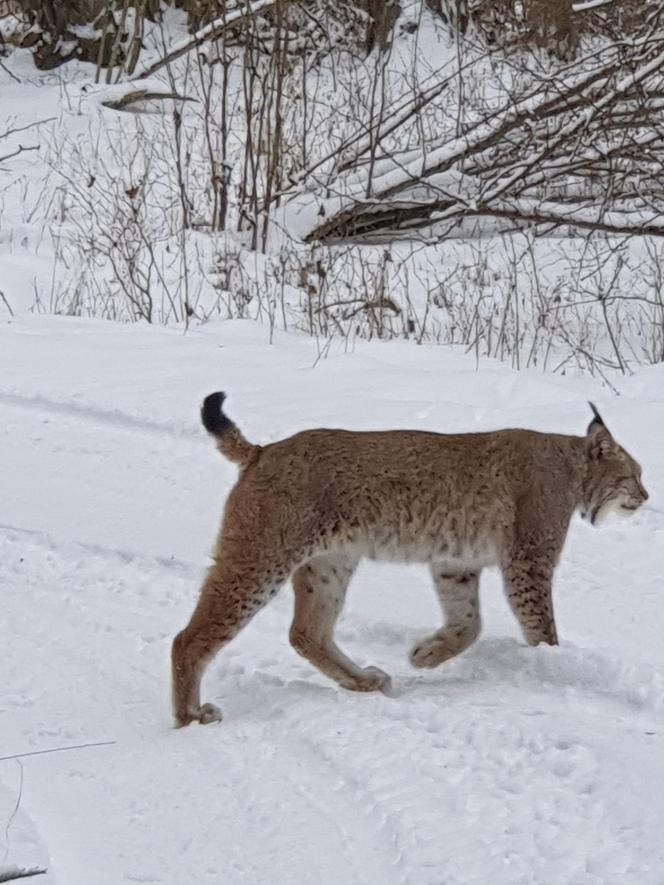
[3,524,664,884]
[0,391,200,440]
[2,316,664,884]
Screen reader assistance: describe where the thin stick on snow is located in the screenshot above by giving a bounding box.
[0,868,47,882]
[0,291,14,317]
[0,118,56,140]
[0,61,21,84]
[0,145,39,164]
[0,763,47,884]
[0,741,116,764]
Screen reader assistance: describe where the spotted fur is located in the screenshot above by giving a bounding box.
[171,397,648,726]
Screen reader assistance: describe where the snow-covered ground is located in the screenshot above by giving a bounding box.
[2,313,663,884]
[2,8,664,879]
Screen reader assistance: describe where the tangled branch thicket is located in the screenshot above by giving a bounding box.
[306,21,664,242]
[3,0,664,376]
[1,0,656,68]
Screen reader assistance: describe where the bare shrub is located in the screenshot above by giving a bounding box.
[15,0,664,378]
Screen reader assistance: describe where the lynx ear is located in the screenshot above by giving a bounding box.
[586,402,613,458]
[587,401,606,432]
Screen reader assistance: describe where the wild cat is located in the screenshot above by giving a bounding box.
[172,395,647,726]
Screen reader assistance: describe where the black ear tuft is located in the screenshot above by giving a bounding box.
[587,401,606,432]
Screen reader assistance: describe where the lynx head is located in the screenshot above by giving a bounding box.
[581,403,648,526]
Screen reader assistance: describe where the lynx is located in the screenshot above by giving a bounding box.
[171,394,648,726]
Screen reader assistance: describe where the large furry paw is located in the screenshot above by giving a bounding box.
[199,702,223,724]
[409,633,467,669]
[174,702,223,727]
[343,665,392,693]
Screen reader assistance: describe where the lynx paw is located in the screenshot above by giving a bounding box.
[344,665,392,693]
[409,635,463,669]
[199,702,223,724]
[174,702,223,727]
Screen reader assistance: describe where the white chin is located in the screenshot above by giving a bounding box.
[593,499,630,526]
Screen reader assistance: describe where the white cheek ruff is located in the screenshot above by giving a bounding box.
[593,495,635,526]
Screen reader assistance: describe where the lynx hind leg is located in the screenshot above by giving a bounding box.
[502,553,558,646]
[171,550,288,727]
[410,567,481,669]
[289,554,392,693]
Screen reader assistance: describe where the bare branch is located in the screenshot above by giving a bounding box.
[0,144,39,164]
[100,89,198,111]
[133,0,285,80]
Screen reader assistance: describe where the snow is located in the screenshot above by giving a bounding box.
[572,0,617,11]
[2,314,664,884]
[1,4,664,880]
[0,776,48,883]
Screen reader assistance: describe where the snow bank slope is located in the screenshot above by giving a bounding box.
[1,315,663,884]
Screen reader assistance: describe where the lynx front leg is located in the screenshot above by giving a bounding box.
[502,553,558,646]
[410,567,482,669]
[289,554,392,693]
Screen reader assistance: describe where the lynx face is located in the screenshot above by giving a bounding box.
[582,420,648,525]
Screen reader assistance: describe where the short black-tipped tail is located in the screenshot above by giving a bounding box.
[200,392,257,468]
[201,392,231,436]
